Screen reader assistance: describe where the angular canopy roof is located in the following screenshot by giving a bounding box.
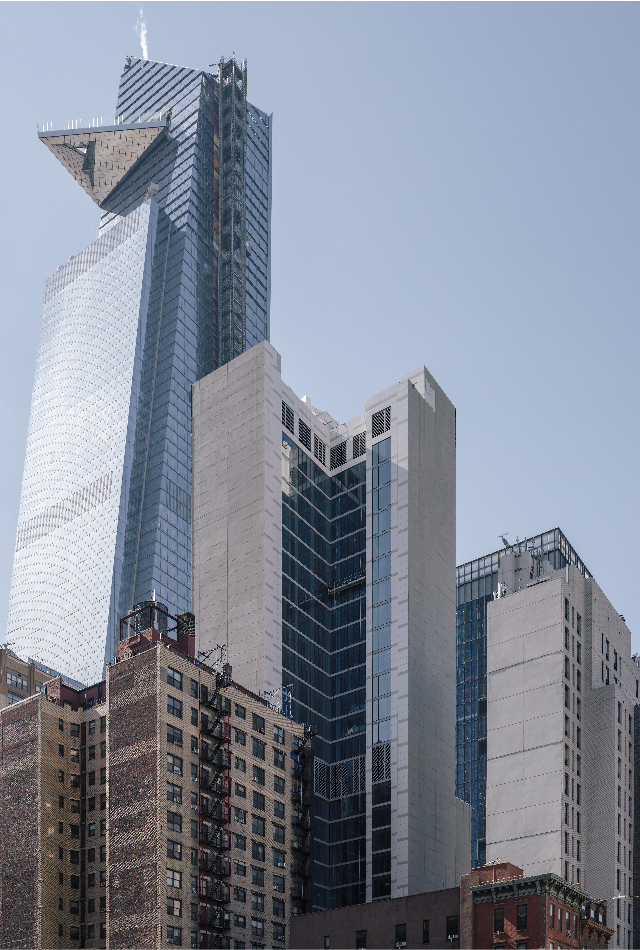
[38,120,167,207]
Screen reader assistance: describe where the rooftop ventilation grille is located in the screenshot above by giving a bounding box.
[372,741,391,783]
[372,407,391,439]
[298,419,311,451]
[330,441,347,471]
[281,401,294,434]
[313,434,326,467]
[352,432,366,459]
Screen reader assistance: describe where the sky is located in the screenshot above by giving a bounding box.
[0,2,639,649]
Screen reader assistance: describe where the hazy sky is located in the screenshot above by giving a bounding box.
[1,2,638,649]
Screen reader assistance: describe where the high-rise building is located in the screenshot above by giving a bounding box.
[457,530,635,950]
[0,610,310,950]
[191,340,470,911]
[6,56,272,682]
[455,529,589,868]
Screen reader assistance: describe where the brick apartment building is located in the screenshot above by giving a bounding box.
[0,645,58,709]
[290,862,613,950]
[0,604,311,949]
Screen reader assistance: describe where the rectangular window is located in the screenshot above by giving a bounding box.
[273,848,286,868]
[273,874,285,893]
[168,696,183,718]
[422,921,429,945]
[253,738,265,759]
[167,897,182,918]
[274,725,285,745]
[234,860,247,877]
[168,753,183,776]
[517,905,527,930]
[235,835,247,852]
[234,886,247,902]
[235,729,246,746]
[446,917,459,941]
[167,926,182,945]
[274,775,285,795]
[252,841,265,861]
[167,725,183,746]
[253,766,265,786]
[167,840,182,860]
[273,823,285,843]
[167,868,182,889]
[253,791,265,810]
[236,704,246,719]
[395,924,406,947]
[273,748,285,769]
[251,918,265,938]
[236,783,247,798]
[252,815,265,836]
[252,887,265,906]
[274,800,285,819]
[252,714,265,734]
[494,907,505,933]
[167,668,183,690]
[236,757,246,773]
[167,782,182,804]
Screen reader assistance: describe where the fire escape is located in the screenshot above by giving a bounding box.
[198,673,232,949]
[290,739,312,911]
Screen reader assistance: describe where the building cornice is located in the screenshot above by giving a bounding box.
[471,873,587,909]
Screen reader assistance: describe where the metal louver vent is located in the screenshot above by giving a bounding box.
[372,742,391,783]
[330,755,366,798]
[372,406,391,439]
[352,432,366,458]
[282,400,294,434]
[313,434,326,467]
[314,758,329,799]
[298,419,311,451]
[330,441,347,471]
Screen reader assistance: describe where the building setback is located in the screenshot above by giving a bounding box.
[6,55,271,683]
[192,340,470,910]
[0,609,310,949]
[457,530,635,950]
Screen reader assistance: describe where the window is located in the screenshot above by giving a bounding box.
[235,834,247,851]
[273,848,286,868]
[253,766,265,786]
[494,907,504,932]
[168,811,183,833]
[252,816,265,836]
[234,887,247,902]
[167,868,182,889]
[577,698,581,721]
[6,668,27,691]
[577,755,581,776]
[273,897,285,917]
[167,897,182,917]
[517,904,527,930]
[100,793,106,810]
[70,927,80,940]
[565,686,570,709]
[422,920,429,945]
[565,715,570,738]
[236,783,247,798]
[253,792,265,810]
[274,800,285,819]
[167,725,183,746]
[252,714,265,734]
[274,775,285,795]
[252,892,265,911]
[168,696,183,718]
[191,708,198,726]
[252,841,265,861]
[88,744,96,761]
[234,860,247,877]
[253,738,265,760]
[251,918,265,938]
[167,926,182,946]
[168,668,183,690]
[252,867,265,887]
[59,744,65,757]
[235,729,246,746]
[273,824,285,843]
[234,914,247,928]
[274,726,285,745]
[446,917,459,941]
[168,753,183,776]
[191,736,198,754]
[167,782,182,803]
[576,642,581,664]
[236,704,246,719]
[273,922,285,943]
[70,799,80,813]
[324,939,330,950]
[565,598,570,621]
[273,748,285,769]
[168,840,182,860]
[395,924,406,948]
[576,670,581,692]
[357,931,367,949]
[273,874,285,893]
[88,822,96,837]
[88,849,95,863]
[236,757,246,773]
[100,845,107,861]
[235,808,247,824]
[191,679,198,699]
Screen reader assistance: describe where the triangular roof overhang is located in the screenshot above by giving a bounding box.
[38,120,167,207]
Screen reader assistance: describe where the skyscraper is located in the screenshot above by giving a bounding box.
[457,530,635,950]
[455,529,588,869]
[191,340,470,910]
[6,56,271,682]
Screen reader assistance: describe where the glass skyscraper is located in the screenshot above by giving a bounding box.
[192,340,470,913]
[6,56,271,682]
[455,528,591,868]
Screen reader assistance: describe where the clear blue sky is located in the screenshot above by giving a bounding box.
[1,2,639,648]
